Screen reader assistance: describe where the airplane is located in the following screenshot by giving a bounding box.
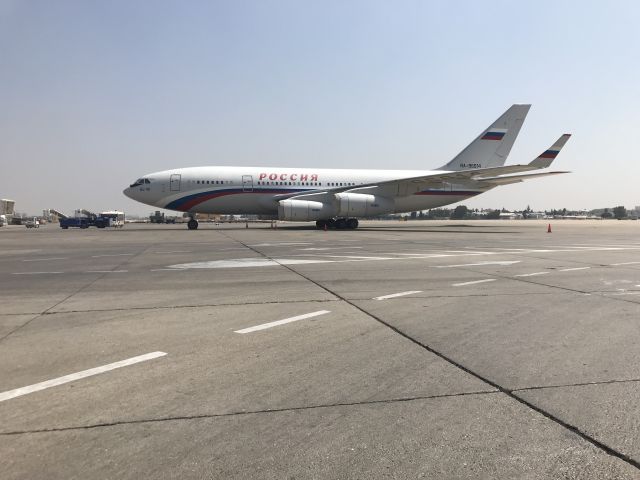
[123,104,571,230]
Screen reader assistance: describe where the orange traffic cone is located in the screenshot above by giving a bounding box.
[547,223,552,233]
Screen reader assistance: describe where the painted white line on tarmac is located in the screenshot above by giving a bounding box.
[0,351,167,403]
[388,253,439,256]
[559,267,591,272]
[434,261,520,268]
[322,255,393,260]
[452,279,496,287]
[22,257,68,262]
[150,268,184,272]
[299,247,364,251]
[248,242,312,247]
[154,250,192,254]
[235,310,330,334]
[374,290,423,300]
[168,258,335,269]
[86,270,129,273]
[515,272,549,277]
[91,253,135,258]
[12,271,64,275]
[610,261,640,266]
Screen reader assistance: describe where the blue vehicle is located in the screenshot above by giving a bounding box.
[59,214,110,229]
[59,217,92,229]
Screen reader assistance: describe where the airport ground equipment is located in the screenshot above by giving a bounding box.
[25,217,40,228]
[150,210,176,224]
[99,211,125,227]
[59,217,109,229]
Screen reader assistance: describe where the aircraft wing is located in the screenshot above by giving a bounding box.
[275,134,571,202]
[273,164,541,203]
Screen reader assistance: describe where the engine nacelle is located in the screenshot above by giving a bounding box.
[278,199,336,221]
[335,193,394,217]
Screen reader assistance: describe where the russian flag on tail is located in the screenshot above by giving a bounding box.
[540,149,560,159]
[528,134,572,169]
[481,128,508,140]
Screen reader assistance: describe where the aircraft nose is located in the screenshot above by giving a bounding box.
[123,187,134,199]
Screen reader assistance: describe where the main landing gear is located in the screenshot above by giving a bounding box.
[316,218,359,230]
[187,218,199,230]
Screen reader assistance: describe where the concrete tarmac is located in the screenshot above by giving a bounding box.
[1,220,639,479]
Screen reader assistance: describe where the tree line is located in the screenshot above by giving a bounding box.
[406,205,633,220]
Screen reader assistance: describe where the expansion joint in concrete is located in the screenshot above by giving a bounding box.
[225,233,640,472]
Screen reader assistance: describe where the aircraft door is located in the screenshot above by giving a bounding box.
[242,175,253,192]
[170,174,181,191]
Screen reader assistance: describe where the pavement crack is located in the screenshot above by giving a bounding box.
[0,246,156,343]
[0,389,498,436]
[513,377,640,393]
[222,231,640,472]
[36,299,340,316]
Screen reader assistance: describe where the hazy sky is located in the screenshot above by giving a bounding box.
[2,0,640,215]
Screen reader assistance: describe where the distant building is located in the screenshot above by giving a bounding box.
[1,199,15,223]
[0,199,15,216]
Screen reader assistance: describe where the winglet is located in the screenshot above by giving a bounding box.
[529,134,571,169]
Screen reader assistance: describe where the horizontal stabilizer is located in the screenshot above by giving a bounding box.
[475,171,570,186]
[529,134,571,169]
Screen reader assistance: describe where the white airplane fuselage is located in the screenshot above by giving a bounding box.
[123,166,486,216]
[123,105,570,229]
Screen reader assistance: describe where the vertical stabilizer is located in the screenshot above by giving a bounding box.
[438,104,531,170]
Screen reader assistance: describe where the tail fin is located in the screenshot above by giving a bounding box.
[528,134,571,169]
[438,104,531,171]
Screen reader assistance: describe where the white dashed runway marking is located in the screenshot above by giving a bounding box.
[248,242,312,247]
[11,271,64,275]
[515,272,549,277]
[86,270,129,273]
[452,279,496,287]
[434,261,520,268]
[22,257,68,262]
[0,352,167,403]
[235,310,330,334]
[374,291,423,300]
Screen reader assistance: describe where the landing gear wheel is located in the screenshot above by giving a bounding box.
[335,218,347,229]
[187,219,199,230]
[346,218,359,229]
[316,220,327,229]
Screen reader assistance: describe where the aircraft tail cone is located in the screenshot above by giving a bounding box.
[547,223,552,233]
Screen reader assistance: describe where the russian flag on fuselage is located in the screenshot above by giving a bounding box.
[481,128,508,140]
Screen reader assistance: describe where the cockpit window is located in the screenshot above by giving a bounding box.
[129,178,151,187]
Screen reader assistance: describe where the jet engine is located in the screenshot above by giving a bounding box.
[335,193,394,217]
[278,199,336,221]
